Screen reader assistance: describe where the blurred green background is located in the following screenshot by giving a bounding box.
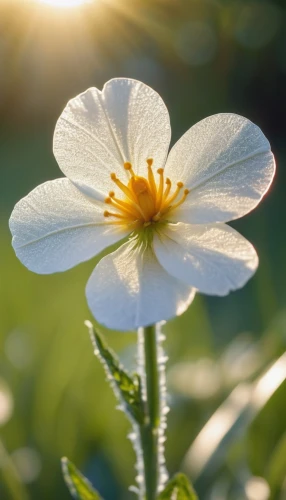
[0,0,286,499]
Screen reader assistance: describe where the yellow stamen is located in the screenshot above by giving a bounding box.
[164,181,184,207]
[103,210,130,220]
[105,164,189,227]
[108,192,143,219]
[163,178,172,202]
[147,158,157,198]
[124,161,135,177]
[111,173,137,202]
[155,168,164,211]
[167,189,190,213]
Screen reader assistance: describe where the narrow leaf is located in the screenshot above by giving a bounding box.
[158,473,198,500]
[61,457,102,500]
[85,321,144,424]
[267,432,286,497]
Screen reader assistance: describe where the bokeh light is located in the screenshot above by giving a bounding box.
[11,448,42,484]
[0,379,14,426]
[37,0,92,7]
[175,20,217,66]
[169,359,221,399]
[5,329,34,369]
[234,2,280,49]
[245,476,270,500]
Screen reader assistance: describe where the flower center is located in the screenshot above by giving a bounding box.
[103,159,189,227]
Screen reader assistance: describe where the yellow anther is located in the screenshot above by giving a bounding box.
[157,168,164,175]
[105,197,112,204]
[177,181,184,188]
[110,173,117,181]
[103,210,130,220]
[109,191,115,198]
[163,178,172,201]
[124,162,135,176]
[147,158,153,167]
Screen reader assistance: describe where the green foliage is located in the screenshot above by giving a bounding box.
[248,380,286,477]
[62,457,102,500]
[86,322,144,425]
[157,473,198,500]
[267,432,286,499]
[247,378,286,499]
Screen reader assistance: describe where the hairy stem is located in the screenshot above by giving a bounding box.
[139,324,165,500]
[144,325,160,429]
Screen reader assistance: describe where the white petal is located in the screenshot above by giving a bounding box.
[53,79,171,199]
[153,223,258,296]
[164,113,275,223]
[9,179,129,274]
[86,241,195,331]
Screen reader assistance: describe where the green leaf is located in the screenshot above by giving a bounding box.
[157,473,198,499]
[61,457,102,500]
[267,432,286,498]
[85,321,144,424]
[248,379,286,476]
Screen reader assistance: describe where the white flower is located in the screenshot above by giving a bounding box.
[9,79,275,331]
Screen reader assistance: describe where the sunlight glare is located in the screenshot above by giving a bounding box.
[38,0,91,8]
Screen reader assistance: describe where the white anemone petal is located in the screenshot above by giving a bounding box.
[9,179,129,274]
[86,240,195,331]
[154,223,258,296]
[53,78,171,199]
[164,113,275,223]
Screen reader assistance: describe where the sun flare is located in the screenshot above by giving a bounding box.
[38,0,91,8]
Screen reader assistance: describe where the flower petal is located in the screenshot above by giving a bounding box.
[153,223,258,296]
[86,241,195,331]
[164,114,275,223]
[9,178,129,274]
[53,79,171,199]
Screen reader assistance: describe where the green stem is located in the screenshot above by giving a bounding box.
[140,325,160,500]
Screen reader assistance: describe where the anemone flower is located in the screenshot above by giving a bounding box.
[9,79,275,330]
